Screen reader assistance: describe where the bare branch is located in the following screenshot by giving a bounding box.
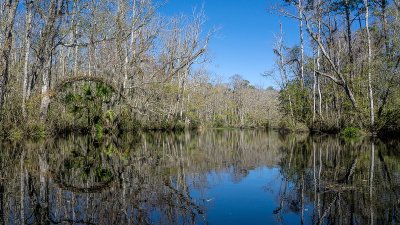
[316,71,343,86]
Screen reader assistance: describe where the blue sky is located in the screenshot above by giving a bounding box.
[160,0,300,89]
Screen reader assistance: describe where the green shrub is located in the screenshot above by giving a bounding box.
[128,118,142,132]
[340,127,362,138]
[118,113,142,133]
[189,119,200,130]
[21,122,47,139]
[213,115,225,128]
[186,112,201,130]
[161,119,173,131]
[173,121,186,132]
[8,127,23,140]
[95,167,113,183]
[278,117,308,133]
[278,118,291,131]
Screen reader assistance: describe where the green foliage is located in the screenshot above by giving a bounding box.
[279,80,311,124]
[95,167,113,183]
[186,111,201,130]
[64,83,112,128]
[95,83,112,100]
[161,119,172,131]
[339,127,362,140]
[8,127,23,141]
[105,110,115,123]
[144,119,174,131]
[95,124,103,139]
[173,121,186,132]
[377,107,400,137]
[118,107,142,133]
[143,118,186,132]
[213,115,225,128]
[63,145,114,184]
[311,118,340,134]
[26,123,47,139]
[278,116,308,133]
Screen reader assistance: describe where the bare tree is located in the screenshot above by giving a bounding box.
[22,0,33,119]
[38,0,66,120]
[273,24,294,118]
[304,10,358,109]
[0,0,19,115]
[363,0,374,126]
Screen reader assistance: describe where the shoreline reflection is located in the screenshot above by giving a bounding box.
[0,130,398,224]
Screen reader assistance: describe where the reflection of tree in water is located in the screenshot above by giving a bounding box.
[273,135,400,224]
[0,130,283,224]
[55,137,114,193]
[0,136,202,224]
[1,131,398,224]
[231,168,250,184]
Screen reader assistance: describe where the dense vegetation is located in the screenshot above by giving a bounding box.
[269,0,400,136]
[2,0,398,139]
[0,0,279,139]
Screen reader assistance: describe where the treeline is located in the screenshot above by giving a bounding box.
[270,0,400,136]
[0,0,278,139]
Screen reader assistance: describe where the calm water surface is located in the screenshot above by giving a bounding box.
[0,130,399,224]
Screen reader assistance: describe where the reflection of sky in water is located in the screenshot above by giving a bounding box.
[1,130,399,224]
[187,166,309,225]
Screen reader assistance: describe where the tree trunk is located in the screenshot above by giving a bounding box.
[22,0,33,119]
[277,24,294,118]
[364,0,374,126]
[123,0,137,97]
[317,7,323,119]
[344,0,354,82]
[369,142,375,224]
[179,67,189,120]
[313,51,317,122]
[299,0,304,86]
[40,56,53,120]
[39,0,59,120]
[381,0,389,55]
[0,0,19,116]
[73,0,79,80]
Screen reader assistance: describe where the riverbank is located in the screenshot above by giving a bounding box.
[0,116,276,141]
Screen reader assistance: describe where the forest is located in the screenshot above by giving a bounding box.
[1,0,400,140]
[269,0,400,136]
[0,1,398,223]
[0,0,279,139]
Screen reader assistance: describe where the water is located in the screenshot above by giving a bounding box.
[0,130,399,224]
